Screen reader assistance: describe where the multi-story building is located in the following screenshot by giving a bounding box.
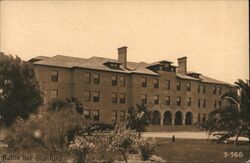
[29,46,234,126]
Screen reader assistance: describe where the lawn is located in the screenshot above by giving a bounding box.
[154,138,250,163]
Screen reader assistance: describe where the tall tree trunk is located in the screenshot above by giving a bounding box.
[234,130,241,146]
[120,149,127,163]
[76,152,86,163]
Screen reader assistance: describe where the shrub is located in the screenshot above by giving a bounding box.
[69,124,143,163]
[140,142,155,160]
[5,101,87,152]
[107,124,142,163]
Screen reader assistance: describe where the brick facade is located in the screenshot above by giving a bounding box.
[31,47,234,126]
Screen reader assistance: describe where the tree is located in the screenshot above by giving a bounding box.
[0,52,43,126]
[126,103,151,137]
[107,124,141,163]
[205,79,250,145]
[48,97,85,141]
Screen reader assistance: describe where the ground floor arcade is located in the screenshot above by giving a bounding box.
[150,110,207,126]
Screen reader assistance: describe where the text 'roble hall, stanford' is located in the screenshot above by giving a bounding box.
[29,46,235,127]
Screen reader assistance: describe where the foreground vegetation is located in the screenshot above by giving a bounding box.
[1,137,249,163]
[204,79,250,144]
[155,138,250,163]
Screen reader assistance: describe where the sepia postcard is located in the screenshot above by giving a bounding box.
[0,0,249,163]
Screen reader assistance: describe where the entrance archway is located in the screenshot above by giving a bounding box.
[185,112,193,125]
[150,110,161,125]
[174,111,183,125]
[163,111,172,125]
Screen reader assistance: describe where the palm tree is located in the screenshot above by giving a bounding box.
[206,79,250,145]
[126,103,151,137]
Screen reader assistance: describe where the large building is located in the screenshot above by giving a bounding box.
[30,47,234,126]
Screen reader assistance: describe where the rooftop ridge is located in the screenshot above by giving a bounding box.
[31,54,230,85]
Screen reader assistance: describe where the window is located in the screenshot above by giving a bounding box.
[214,100,217,108]
[141,94,147,104]
[187,82,191,91]
[84,109,91,119]
[120,111,125,121]
[176,81,181,90]
[93,91,100,102]
[166,80,170,90]
[198,85,205,94]
[218,100,222,108]
[51,89,58,98]
[203,99,206,108]
[198,99,205,108]
[154,95,159,105]
[198,99,201,108]
[202,85,206,94]
[176,97,181,106]
[213,86,216,94]
[84,72,91,84]
[198,113,201,122]
[51,70,58,82]
[153,79,159,88]
[120,93,125,104]
[110,63,119,68]
[120,76,125,86]
[84,91,91,102]
[93,73,100,84]
[112,75,117,86]
[112,93,117,103]
[202,114,206,122]
[112,110,117,121]
[141,77,147,87]
[163,63,170,71]
[218,87,222,95]
[166,96,170,106]
[187,97,191,106]
[93,110,99,121]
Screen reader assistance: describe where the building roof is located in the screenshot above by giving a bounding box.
[199,75,231,85]
[32,55,230,85]
[28,56,50,63]
[187,71,201,75]
[34,55,87,68]
[176,73,201,81]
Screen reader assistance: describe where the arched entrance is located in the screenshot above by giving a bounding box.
[185,112,193,125]
[174,111,183,125]
[150,110,161,125]
[163,111,172,125]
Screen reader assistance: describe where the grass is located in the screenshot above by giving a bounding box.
[154,138,250,163]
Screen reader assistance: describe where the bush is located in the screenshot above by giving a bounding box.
[5,103,87,152]
[69,124,143,163]
[90,123,115,131]
[140,142,155,161]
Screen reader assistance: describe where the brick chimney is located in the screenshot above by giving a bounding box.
[177,57,187,74]
[118,46,127,68]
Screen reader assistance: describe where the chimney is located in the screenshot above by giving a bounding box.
[177,57,187,74]
[118,46,127,68]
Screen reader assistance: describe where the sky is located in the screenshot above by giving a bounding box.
[0,0,249,84]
